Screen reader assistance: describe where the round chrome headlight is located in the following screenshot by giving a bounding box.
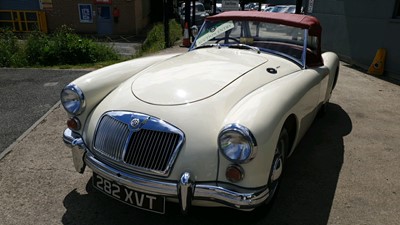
[218,124,257,164]
[60,84,85,115]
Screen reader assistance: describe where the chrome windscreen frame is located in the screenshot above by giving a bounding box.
[301,29,308,69]
[190,20,309,69]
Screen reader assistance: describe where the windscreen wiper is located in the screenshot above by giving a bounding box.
[228,44,260,54]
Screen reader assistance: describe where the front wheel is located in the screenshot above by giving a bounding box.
[265,127,289,205]
[331,66,340,92]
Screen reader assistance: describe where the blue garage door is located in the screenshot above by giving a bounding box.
[97,5,113,35]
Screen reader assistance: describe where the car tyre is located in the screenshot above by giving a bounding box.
[266,128,289,201]
[318,66,339,118]
[265,127,289,204]
[331,66,340,92]
[249,127,289,217]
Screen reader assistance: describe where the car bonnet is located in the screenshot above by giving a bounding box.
[131,48,269,105]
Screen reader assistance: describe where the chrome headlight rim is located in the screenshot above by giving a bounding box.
[60,84,85,115]
[218,123,257,164]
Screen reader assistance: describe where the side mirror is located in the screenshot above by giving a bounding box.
[191,25,199,37]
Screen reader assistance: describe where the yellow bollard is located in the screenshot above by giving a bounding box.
[368,48,386,76]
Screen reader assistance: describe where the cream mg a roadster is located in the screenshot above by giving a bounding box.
[61,11,339,214]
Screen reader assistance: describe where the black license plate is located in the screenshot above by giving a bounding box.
[93,172,165,214]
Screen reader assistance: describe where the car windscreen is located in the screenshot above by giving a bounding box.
[193,20,307,64]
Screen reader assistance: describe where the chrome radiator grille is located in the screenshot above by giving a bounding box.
[93,111,185,177]
[94,116,130,161]
[124,129,180,171]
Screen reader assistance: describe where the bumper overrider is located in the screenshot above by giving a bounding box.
[63,128,270,213]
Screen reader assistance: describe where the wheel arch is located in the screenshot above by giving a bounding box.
[332,65,340,92]
[282,114,297,157]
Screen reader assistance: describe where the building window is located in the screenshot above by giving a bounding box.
[394,0,400,18]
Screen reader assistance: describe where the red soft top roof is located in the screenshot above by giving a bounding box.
[206,11,321,36]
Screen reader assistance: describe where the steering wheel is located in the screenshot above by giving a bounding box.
[215,37,240,44]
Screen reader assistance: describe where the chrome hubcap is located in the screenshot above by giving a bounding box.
[271,157,283,182]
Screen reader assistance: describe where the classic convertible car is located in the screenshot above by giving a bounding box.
[61,11,339,214]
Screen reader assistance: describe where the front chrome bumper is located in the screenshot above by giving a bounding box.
[63,128,270,213]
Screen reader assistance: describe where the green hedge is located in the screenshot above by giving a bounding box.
[0,20,182,68]
[137,19,182,56]
[0,25,120,67]
[25,25,119,66]
[0,30,27,67]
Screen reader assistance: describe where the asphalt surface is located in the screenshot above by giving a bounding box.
[0,68,90,157]
[0,46,399,225]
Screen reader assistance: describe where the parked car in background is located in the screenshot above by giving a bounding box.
[283,5,296,13]
[61,11,339,214]
[265,5,296,14]
[179,1,209,27]
[214,0,223,14]
[244,2,268,11]
[264,6,275,12]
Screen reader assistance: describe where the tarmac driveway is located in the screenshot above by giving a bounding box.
[0,62,399,225]
[0,68,89,157]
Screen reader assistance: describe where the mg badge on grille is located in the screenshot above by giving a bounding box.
[130,118,140,128]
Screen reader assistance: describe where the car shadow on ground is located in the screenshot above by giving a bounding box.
[62,103,352,225]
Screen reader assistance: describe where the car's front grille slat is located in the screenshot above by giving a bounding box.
[160,135,179,170]
[144,131,159,168]
[150,132,167,170]
[94,116,130,160]
[93,112,184,177]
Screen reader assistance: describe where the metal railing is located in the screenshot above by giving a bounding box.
[0,10,47,33]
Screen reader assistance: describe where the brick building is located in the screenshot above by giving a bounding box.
[46,0,152,35]
[0,0,154,35]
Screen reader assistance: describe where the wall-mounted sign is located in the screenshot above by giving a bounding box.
[308,0,315,13]
[94,0,113,4]
[221,0,239,11]
[78,4,93,23]
[40,0,53,10]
